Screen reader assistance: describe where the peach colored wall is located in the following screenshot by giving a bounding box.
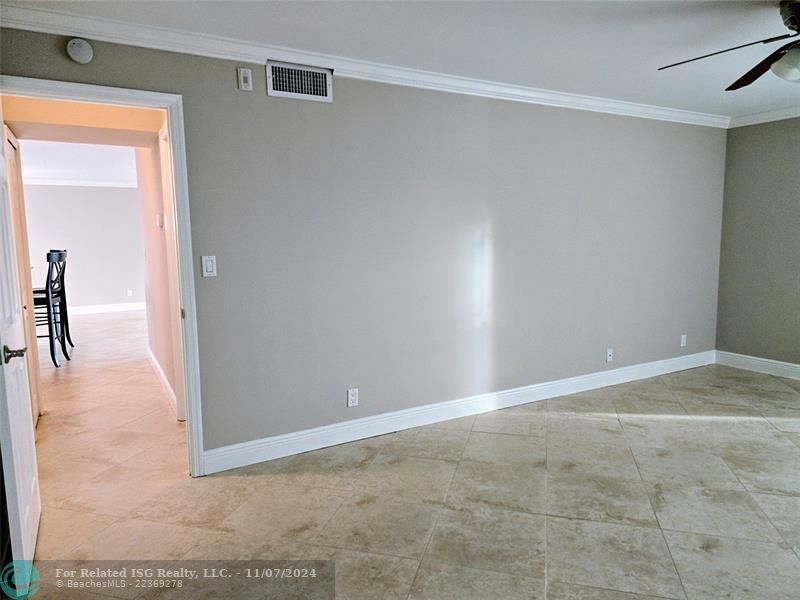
[2,95,165,132]
[2,95,164,146]
[136,143,177,393]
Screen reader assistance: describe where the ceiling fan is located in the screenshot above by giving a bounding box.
[659,0,800,90]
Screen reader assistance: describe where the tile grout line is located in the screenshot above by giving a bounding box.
[720,456,796,552]
[657,526,797,546]
[627,442,689,600]
[710,450,753,494]
[34,509,123,562]
[312,540,419,563]
[544,416,549,600]
[406,415,550,597]
[465,427,548,440]
[619,403,786,546]
[547,390,680,598]
[404,422,473,599]
[556,581,685,600]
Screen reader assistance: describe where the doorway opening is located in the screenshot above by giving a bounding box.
[0,79,203,566]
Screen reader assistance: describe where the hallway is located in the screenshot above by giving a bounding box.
[33,310,187,560]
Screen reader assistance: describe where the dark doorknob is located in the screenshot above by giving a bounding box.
[3,345,27,364]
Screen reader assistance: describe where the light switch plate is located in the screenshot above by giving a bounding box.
[201,255,217,277]
[237,67,253,91]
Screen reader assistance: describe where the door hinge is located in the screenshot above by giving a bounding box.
[180,308,186,319]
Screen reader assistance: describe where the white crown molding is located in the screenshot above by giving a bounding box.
[203,350,716,474]
[715,351,800,380]
[1,3,732,129]
[728,106,800,128]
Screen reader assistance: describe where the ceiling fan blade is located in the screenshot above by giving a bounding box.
[658,32,798,71]
[726,40,800,90]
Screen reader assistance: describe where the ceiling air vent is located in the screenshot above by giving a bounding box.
[266,61,333,103]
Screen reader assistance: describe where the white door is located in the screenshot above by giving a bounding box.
[159,125,187,421]
[0,112,41,563]
[5,126,42,428]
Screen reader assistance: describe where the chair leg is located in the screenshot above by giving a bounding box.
[61,297,74,348]
[55,305,70,361]
[45,302,61,368]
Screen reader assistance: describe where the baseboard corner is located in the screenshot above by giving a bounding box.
[715,350,800,381]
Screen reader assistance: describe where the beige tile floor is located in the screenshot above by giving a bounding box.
[32,314,800,598]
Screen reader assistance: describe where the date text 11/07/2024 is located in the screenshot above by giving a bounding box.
[53,567,323,580]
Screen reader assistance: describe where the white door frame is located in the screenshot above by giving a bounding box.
[0,75,206,477]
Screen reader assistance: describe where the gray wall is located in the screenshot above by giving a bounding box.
[23,184,145,306]
[717,118,800,364]
[2,29,727,450]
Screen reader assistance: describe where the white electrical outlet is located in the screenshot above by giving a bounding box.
[126,289,133,298]
[347,388,359,408]
[606,348,614,363]
[680,334,688,348]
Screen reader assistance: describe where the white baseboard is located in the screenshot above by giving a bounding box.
[71,302,146,315]
[202,350,716,475]
[715,351,800,381]
[147,348,179,416]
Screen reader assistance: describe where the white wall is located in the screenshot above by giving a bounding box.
[20,140,139,188]
[24,184,146,307]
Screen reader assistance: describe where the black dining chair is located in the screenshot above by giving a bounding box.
[33,249,74,346]
[47,248,74,350]
[33,251,71,367]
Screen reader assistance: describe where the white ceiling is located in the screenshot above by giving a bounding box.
[8,1,800,119]
[20,140,138,188]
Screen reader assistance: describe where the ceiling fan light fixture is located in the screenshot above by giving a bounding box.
[770,47,800,81]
